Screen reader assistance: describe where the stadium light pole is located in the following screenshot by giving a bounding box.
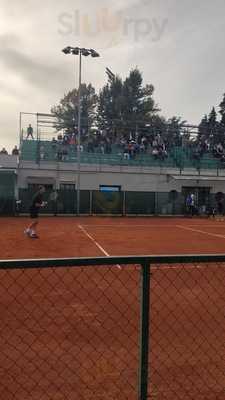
[62,46,100,215]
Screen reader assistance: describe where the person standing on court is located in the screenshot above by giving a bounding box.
[190,193,196,216]
[24,185,46,238]
[50,189,58,216]
[26,124,34,139]
[216,194,224,220]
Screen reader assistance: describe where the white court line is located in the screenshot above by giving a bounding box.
[78,224,121,269]
[81,224,177,228]
[81,224,225,228]
[176,225,225,240]
[79,224,206,272]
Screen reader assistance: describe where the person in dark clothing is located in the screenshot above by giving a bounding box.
[49,190,58,216]
[26,124,34,139]
[24,186,46,238]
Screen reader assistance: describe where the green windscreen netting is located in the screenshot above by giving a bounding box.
[92,191,123,215]
[125,191,155,214]
[0,171,16,215]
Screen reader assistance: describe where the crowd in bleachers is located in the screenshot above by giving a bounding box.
[0,146,19,156]
[82,130,169,161]
[22,125,185,163]
[184,136,225,166]
[31,130,171,163]
[18,121,225,168]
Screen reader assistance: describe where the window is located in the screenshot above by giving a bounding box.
[60,183,75,191]
[28,184,53,191]
[99,185,121,192]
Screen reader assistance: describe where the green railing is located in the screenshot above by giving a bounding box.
[21,139,225,172]
[0,254,225,399]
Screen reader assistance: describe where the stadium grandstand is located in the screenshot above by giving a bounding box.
[1,111,225,216]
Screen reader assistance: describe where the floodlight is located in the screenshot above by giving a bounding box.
[81,48,90,56]
[90,49,100,57]
[71,47,79,55]
[62,46,72,55]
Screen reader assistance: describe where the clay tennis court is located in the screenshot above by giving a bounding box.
[0,217,225,399]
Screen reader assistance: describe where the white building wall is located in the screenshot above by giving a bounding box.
[0,155,18,169]
[17,160,225,193]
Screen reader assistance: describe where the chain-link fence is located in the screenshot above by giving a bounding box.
[0,255,225,400]
[149,259,225,399]
[17,189,208,216]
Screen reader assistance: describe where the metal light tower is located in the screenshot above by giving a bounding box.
[62,46,100,215]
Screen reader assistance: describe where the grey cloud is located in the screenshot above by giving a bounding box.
[0,45,68,93]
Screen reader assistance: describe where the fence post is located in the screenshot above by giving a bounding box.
[123,191,126,216]
[89,190,93,215]
[138,261,151,400]
[154,192,158,215]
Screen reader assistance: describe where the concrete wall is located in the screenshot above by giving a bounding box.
[17,160,225,194]
[0,155,18,169]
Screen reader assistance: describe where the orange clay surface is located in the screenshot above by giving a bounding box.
[0,217,225,399]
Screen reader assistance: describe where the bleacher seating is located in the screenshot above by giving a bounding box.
[20,140,223,170]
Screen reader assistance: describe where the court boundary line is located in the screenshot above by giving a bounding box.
[176,225,225,240]
[78,224,121,269]
[81,224,225,228]
[78,224,208,271]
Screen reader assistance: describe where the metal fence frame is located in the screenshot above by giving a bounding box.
[1,253,225,400]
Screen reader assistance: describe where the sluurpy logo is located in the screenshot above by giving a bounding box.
[58,7,168,47]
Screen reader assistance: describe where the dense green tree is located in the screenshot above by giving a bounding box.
[97,76,124,134]
[166,116,186,147]
[219,93,225,120]
[198,115,209,141]
[97,68,159,138]
[218,94,225,140]
[51,83,97,135]
[208,107,220,144]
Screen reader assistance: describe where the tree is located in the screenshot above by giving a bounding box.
[219,93,225,121]
[97,76,124,134]
[51,83,97,136]
[198,115,209,141]
[122,69,159,137]
[147,114,167,141]
[218,93,225,139]
[166,116,186,147]
[97,68,159,139]
[208,107,220,144]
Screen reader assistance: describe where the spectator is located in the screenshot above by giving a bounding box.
[123,144,130,160]
[152,148,159,159]
[216,194,224,217]
[40,145,45,160]
[140,143,145,153]
[186,193,196,216]
[57,133,63,143]
[62,145,69,161]
[63,134,70,145]
[26,124,34,139]
[100,143,105,154]
[77,144,83,153]
[12,146,19,155]
[69,134,76,145]
[87,141,94,152]
[49,190,58,216]
[0,147,8,154]
[57,147,63,161]
[51,138,57,152]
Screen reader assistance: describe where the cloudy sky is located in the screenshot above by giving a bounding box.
[0,0,225,151]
